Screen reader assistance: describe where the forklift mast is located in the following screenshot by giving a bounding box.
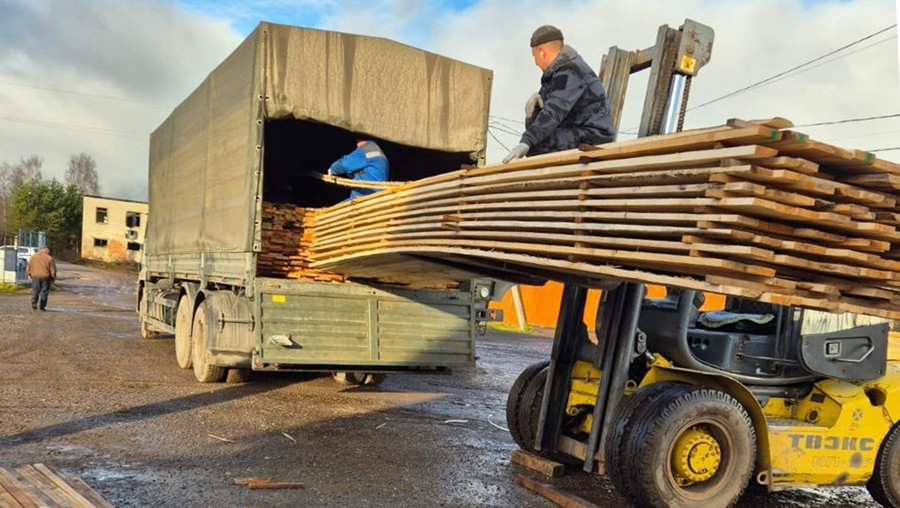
[533,19,715,474]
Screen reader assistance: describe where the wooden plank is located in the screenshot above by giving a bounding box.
[845,174,900,192]
[0,468,41,508]
[710,197,900,241]
[511,450,567,478]
[13,466,65,508]
[516,473,602,508]
[300,169,404,188]
[763,131,897,174]
[0,472,26,508]
[31,464,97,508]
[489,124,781,171]
[705,184,817,208]
[747,156,819,174]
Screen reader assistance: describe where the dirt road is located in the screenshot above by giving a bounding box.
[0,262,879,507]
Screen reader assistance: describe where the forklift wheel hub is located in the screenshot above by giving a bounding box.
[671,426,721,484]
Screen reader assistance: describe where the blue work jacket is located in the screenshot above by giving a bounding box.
[328,141,389,200]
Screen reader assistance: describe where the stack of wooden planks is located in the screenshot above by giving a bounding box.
[0,463,113,508]
[300,118,900,319]
[257,202,345,282]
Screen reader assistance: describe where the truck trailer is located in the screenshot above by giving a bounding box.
[138,22,496,384]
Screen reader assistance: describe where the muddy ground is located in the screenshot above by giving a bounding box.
[0,262,880,507]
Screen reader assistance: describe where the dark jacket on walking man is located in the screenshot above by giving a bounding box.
[503,25,613,163]
[27,246,56,311]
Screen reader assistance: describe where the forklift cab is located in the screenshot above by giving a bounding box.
[638,289,889,386]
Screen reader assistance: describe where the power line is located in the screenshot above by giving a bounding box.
[487,129,510,151]
[792,113,900,128]
[0,78,163,106]
[0,115,146,140]
[745,35,896,92]
[688,24,897,111]
[488,122,522,137]
[489,115,524,125]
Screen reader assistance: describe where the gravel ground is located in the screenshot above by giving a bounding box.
[0,261,880,507]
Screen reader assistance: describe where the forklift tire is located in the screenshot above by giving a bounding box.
[518,366,549,452]
[621,387,756,508]
[191,300,226,383]
[174,296,193,369]
[506,360,551,451]
[867,422,900,507]
[606,382,694,498]
[332,372,386,386]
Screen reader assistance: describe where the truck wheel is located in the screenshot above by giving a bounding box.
[191,300,225,383]
[606,383,694,503]
[225,368,252,384]
[332,372,386,386]
[622,387,756,508]
[867,422,900,507]
[506,360,550,452]
[363,373,386,386]
[174,296,193,369]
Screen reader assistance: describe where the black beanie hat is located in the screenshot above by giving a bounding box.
[530,25,563,47]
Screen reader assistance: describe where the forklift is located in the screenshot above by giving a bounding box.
[506,19,900,508]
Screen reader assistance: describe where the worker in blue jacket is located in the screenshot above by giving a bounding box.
[328,140,389,200]
[503,25,613,163]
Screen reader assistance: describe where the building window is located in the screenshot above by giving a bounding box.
[94,238,108,248]
[126,211,141,228]
[96,207,108,224]
[127,242,141,251]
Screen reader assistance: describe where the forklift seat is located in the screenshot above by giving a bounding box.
[639,290,818,386]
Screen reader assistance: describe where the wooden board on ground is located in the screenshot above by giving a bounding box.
[511,449,567,478]
[0,464,113,508]
[515,473,605,508]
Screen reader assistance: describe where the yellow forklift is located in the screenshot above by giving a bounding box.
[506,20,900,508]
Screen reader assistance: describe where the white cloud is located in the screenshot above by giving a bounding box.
[0,0,896,202]
[0,0,241,200]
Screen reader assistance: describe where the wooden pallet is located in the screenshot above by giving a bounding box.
[0,464,113,508]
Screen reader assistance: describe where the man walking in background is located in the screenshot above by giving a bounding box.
[27,246,56,311]
[503,25,614,163]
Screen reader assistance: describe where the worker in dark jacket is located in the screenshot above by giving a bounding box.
[26,246,56,311]
[328,140,389,200]
[503,25,613,163]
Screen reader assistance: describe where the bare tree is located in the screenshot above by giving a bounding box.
[0,155,43,198]
[65,152,100,195]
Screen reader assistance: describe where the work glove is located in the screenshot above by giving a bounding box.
[502,142,530,164]
[524,92,544,119]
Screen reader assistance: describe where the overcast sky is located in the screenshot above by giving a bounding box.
[0,0,897,200]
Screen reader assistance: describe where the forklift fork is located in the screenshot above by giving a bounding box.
[534,282,645,474]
